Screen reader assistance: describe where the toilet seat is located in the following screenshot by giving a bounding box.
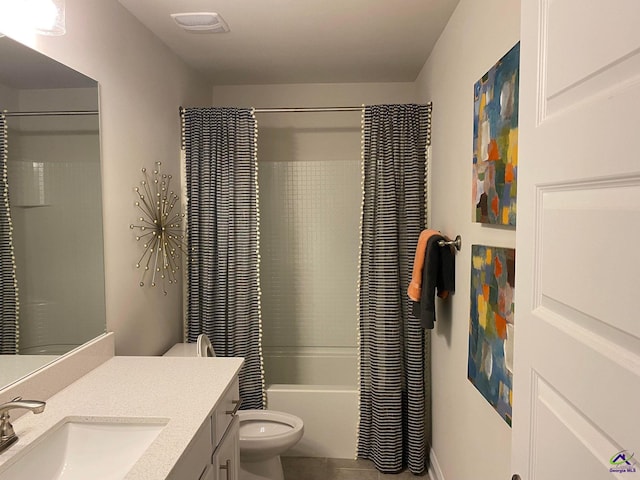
[239,410,302,438]
[240,418,293,438]
[238,410,303,458]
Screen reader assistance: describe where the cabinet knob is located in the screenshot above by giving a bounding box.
[512,475,522,480]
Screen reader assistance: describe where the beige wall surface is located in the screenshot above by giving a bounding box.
[212,82,417,166]
[2,0,211,355]
[415,0,520,479]
[212,82,417,109]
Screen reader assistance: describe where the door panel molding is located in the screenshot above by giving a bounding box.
[530,372,625,478]
[541,0,640,119]
[535,300,640,374]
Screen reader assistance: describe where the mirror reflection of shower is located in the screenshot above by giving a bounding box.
[4,106,105,356]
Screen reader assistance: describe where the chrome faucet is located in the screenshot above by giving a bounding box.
[0,397,46,454]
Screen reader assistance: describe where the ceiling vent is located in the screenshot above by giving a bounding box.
[170,12,229,33]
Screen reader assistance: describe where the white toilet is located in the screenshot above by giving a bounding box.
[164,335,304,480]
[238,409,304,480]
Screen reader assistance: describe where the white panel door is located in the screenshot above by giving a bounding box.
[512,1,640,479]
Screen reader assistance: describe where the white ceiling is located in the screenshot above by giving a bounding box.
[118,0,460,85]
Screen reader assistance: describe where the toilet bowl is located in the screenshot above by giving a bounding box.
[238,409,304,480]
[163,337,303,480]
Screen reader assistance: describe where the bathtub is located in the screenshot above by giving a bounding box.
[263,347,358,459]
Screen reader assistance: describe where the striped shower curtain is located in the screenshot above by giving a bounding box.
[358,104,431,474]
[183,107,264,409]
[0,114,19,354]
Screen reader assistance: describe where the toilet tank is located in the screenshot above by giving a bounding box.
[163,343,198,357]
[163,335,215,357]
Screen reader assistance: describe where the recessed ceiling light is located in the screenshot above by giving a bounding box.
[170,12,229,33]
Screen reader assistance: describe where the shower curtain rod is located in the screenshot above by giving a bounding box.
[178,106,362,114]
[179,103,432,115]
[254,106,363,113]
[1,110,98,117]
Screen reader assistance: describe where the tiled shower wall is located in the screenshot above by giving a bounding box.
[258,118,362,384]
[260,159,361,349]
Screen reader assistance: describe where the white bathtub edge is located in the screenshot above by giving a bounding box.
[267,384,356,393]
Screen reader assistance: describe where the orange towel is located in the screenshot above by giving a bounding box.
[407,229,441,301]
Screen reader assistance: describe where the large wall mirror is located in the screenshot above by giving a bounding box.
[0,36,106,390]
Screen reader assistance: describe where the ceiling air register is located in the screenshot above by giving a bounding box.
[170,12,230,33]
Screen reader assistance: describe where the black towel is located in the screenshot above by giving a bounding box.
[411,234,455,329]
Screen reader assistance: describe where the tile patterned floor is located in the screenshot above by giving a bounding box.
[282,457,430,480]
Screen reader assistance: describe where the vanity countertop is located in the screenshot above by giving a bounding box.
[0,355,244,479]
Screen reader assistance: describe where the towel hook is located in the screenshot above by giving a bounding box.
[437,235,462,251]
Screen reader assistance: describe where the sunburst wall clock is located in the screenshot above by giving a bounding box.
[130,162,185,295]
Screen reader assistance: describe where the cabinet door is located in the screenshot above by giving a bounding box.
[215,377,240,445]
[199,465,215,480]
[166,416,213,480]
[212,416,239,480]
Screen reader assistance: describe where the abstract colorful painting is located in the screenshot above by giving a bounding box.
[473,42,520,226]
[468,245,516,426]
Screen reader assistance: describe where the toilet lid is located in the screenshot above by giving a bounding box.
[197,334,216,357]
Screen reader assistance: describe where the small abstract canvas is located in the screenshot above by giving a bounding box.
[468,245,516,426]
[473,42,520,226]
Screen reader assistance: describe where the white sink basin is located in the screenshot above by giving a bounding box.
[0,417,167,480]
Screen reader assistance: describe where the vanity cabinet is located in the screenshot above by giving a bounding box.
[212,416,239,480]
[167,377,240,480]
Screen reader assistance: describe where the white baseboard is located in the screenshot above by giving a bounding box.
[428,447,445,480]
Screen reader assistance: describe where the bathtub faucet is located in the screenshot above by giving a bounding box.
[0,396,46,454]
